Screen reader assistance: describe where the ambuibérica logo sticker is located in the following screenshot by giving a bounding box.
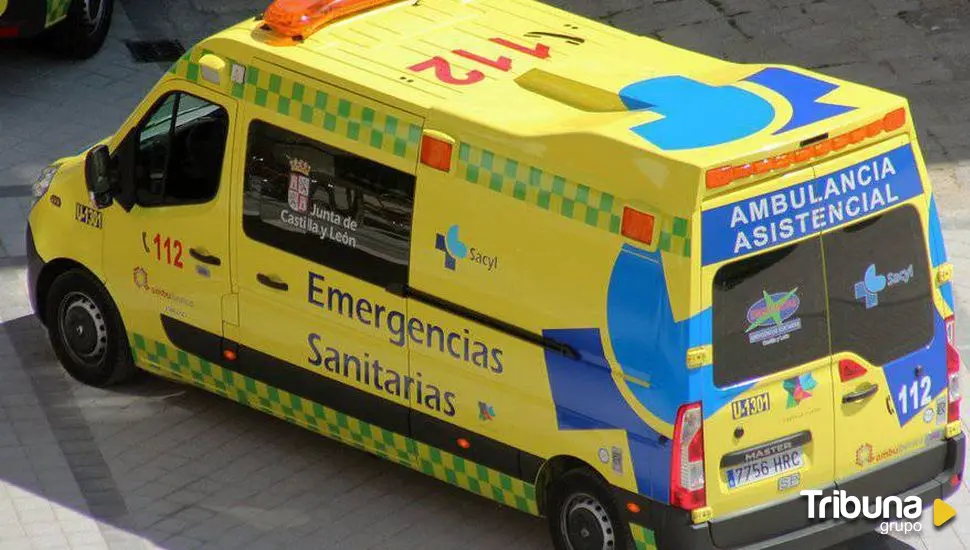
[802,490,956,535]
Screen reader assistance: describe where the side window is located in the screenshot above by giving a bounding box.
[135,92,229,206]
[243,120,415,287]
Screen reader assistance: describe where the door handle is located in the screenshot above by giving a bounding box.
[257,273,288,291]
[189,247,222,266]
[843,384,879,404]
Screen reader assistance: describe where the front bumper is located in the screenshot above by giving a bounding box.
[26,223,45,322]
[0,0,51,38]
[619,432,965,550]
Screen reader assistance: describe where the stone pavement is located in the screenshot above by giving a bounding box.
[0,0,969,549]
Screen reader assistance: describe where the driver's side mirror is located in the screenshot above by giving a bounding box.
[85,145,114,209]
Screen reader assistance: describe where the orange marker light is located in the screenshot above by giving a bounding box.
[704,107,909,190]
[626,502,641,514]
[831,134,851,151]
[883,108,906,131]
[264,0,396,38]
[705,166,734,189]
[457,438,471,449]
[621,207,656,246]
[223,349,237,361]
[420,135,453,172]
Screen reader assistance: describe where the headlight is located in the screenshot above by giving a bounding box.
[32,164,62,201]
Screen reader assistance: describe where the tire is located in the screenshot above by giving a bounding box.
[47,0,114,59]
[548,469,635,550]
[45,268,136,387]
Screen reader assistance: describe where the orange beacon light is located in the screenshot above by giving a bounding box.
[264,0,397,38]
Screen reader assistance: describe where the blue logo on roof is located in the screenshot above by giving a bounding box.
[619,67,856,150]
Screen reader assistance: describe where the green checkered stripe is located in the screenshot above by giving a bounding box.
[630,523,658,550]
[130,333,538,515]
[455,143,691,257]
[45,0,71,26]
[658,215,690,257]
[457,142,622,233]
[412,444,536,513]
[168,49,423,162]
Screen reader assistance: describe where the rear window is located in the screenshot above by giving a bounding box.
[712,239,829,387]
[712,204,933,387]
[822,205,932,365]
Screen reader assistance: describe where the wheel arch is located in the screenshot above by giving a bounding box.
[534,454,608,517]
[34,258,98,326]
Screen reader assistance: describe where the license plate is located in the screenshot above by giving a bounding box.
[726,447,803,488]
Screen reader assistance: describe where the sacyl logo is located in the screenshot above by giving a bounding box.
[854,263,914,309]
[435,225,467,270]
[434,225,498,272]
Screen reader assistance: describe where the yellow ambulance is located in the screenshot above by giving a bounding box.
[0,0,113,58]
[25,0,965,548]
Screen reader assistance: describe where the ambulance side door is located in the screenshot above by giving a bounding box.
[103,84,235,361]
[230,63,424,459]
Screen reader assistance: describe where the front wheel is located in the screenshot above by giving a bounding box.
[548,469,635,550]
[48,0,114,59]
[45,268,135,387]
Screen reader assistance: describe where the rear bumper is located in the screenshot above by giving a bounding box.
[619,432,965,550]
[0,0,51,38]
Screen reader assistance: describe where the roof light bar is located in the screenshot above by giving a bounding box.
[264,0,395,38]
[706,108,907,190]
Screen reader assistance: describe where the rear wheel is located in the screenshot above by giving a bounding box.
[45,269,135,387]
[548,469,634,550]
[48,0,114,59]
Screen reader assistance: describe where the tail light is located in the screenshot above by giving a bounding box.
[946,316,961,423]
[671,402,705,510]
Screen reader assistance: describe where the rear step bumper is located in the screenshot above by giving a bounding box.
[618,432,965,550]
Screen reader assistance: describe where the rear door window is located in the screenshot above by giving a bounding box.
[712,239,829,387]
[822,205,932,365]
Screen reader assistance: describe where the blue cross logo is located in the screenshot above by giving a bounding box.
[854,264,887,309]
[435,225,467,270]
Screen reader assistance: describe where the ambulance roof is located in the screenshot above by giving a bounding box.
[203,0,908,210]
